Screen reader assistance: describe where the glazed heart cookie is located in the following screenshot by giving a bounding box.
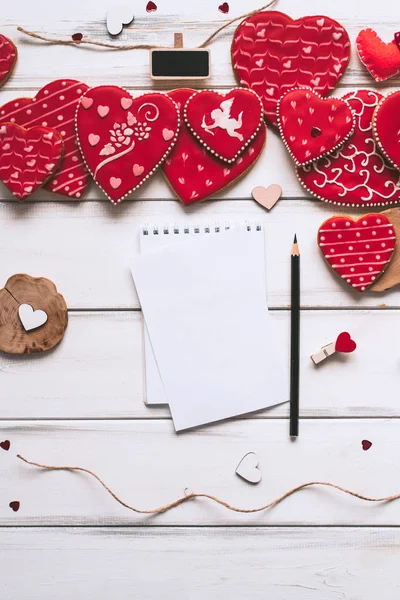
[231,11,350,126]
[163,89,266,204]
[0,80,90,199]
[297,90,400,208]
[0,124,63,200]
[318,214,396,292]
[373,90,400,171]
[277,87,355,166]
[0,35,17,87]
[183,88,263,163]
[76,86,180,204]
[357,29,400,82]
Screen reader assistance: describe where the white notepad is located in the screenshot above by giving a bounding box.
[132,224,288,431]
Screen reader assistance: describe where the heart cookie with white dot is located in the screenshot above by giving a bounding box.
[373,90,400,171]
[277,87,355,166]
[0,124,63,200]
[76,86,180,204]
[318,214,396,292]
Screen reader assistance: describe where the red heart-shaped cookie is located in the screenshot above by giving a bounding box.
[357,29,400,82]
[0,123,63,200]
[318,214,396,292]
[335,332,356,353]
[232,11,350,127]
[184,88,263,163]
[76,86,180,204]
[0,80,90,199]
[373,90,400,171]
[0,35,17,87]
[298,90,400,208]
[277,87,355,166]
[163,89,266,204]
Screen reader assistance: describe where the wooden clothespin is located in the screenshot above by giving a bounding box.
[311,332,356,365]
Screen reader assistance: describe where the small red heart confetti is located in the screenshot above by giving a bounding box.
[72,33,83,42]
[9,501,20,512]
[219,2,229,13]
[0,440,10,451]
[335,332,356,354]
[146,1,157,12]
[362,440,372,451]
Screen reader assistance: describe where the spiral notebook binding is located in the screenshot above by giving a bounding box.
[141,223,263,236]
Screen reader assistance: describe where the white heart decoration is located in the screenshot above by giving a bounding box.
[235,452,262,484]
[18,304,48,332]
[106,5,135,36]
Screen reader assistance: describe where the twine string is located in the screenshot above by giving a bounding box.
[17,0,277,51]
[17,454,400,516]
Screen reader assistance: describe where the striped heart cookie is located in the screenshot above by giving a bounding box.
[318,214,396,292]
[0,35,17,87]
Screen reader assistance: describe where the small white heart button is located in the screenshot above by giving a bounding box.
[18,304,48,332]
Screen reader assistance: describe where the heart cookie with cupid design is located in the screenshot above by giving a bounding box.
[231,11,350,127]
[318,214,396,292]
[76,86,180,204]
[0,80,90,199]
[183,88,264,163]
[373,90,400,172]
[297,90,400,208]
[0,124,63,200]
[357,29,400,82]
[277,88,355,166]
[163,88,266,204]
[0,34,17,87]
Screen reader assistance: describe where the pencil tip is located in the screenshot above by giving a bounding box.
[293,234,297,243]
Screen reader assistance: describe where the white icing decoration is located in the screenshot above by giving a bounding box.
[201,98,244,141]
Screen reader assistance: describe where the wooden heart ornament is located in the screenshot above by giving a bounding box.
[357,29,400,82]
[335,332,356,353]
[318,214,396,292]
[232,11,350,126]
[76,86,180,203]
[18,304,48,331]
[251,184,282,210]
[0,124,63,200]
[0,35,17,87]
[373,90,400,171]
[183,88,263,163]
[277,88,355,166]
[235,452,261,484]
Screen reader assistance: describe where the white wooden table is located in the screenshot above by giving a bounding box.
[1,0,400,597]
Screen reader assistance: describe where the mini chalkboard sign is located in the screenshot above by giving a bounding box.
[150,33,210,80]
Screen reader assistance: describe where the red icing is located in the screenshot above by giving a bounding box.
[163,89,266,204]
[0,123,63,200]
[0,80,90,199]
[356,29,400,82]
[76,86,180,204]
[0,34,17,87]
[184,88,263,163]
[231,11,350,127]
[335,332,356,353]
[373,90,400,171]
[297,90,400,208]
[277,87,355,166]
[317,214,396,292]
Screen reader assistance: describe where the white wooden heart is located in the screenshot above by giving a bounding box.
[235,452,262,484]
[18,304,48,332]
[106,5,135,36]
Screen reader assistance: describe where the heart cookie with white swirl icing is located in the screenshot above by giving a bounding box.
[373,90,400,172]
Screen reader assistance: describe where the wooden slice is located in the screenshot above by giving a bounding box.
[0,274,68,354]
[370,209,400,292]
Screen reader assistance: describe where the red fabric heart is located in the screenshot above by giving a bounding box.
[318,214,396,292]
[335,332,356,353]
[76,86,180,204]
[0,440,10,451]
[356,29,400,82]
[0,34,17,87]
[9,501,20,512]
[219,2,229,13]
[373,90,400,171]
[362,440,372,451]
[184,88,263,163]
[0,124,64,200]
[298,90,400,208]
[0,80,90,199]
[232,11,350,127]
[163,89,266,204]
[277,88,355,166]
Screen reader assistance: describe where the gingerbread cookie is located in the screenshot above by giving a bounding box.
[357,29,400,82]
[277,87,355,166]
[318,214,396,292]
[231,11,350,126]
[163,88,266,204]
[372,90,400,172]
[0,123,63,200]
[297,90,400,208]
[75,86,180,204]
[183,88,263,163]
[0,80,90,199]
[0,35,17,87]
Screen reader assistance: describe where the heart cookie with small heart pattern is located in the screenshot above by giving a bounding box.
[0,123,63,200]
[318,214,396,292]
[76,86,180,203]
[373,90,400,171]
[184,88,264,163]
[277,88,355,166]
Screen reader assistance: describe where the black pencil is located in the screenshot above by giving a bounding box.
[290,234,300,437]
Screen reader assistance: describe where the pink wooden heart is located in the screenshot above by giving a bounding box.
[251,184,282,210]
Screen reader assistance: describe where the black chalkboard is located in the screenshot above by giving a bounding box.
[151,50,210,79]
